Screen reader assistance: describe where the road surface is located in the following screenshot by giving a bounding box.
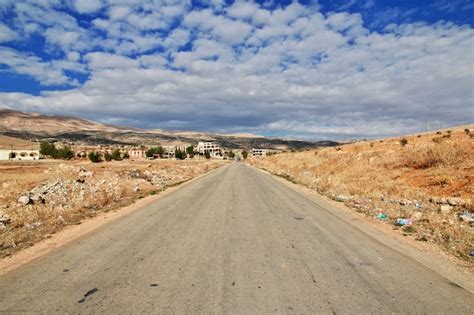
[0,163,472,313]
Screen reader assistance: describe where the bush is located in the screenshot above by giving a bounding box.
[111,149,122,161]
[228,151,235,158]
[88,151,102,163]
[465,128,470,135]
[175,148,186,160]
[123,152,130,159]
[104,151,112,161]
[146,146,165,158]
[39,142,57,157]
[400,138,408,146]
[56,146,74,160]
[242,150,248,159]
[204,152,211,159]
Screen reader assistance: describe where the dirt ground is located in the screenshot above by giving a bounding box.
[0,158,226,258]
[248,126,474,262]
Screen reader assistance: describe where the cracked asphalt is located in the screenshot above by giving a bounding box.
[0,162,472,313]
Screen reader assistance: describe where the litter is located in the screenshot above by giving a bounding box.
[395,218,413,226]
[375,213,388,221]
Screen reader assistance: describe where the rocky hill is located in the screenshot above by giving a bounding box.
[0,109,335,149]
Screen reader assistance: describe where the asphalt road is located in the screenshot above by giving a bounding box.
[0,162,472,314]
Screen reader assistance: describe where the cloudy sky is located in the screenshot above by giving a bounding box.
[0,0,473,139]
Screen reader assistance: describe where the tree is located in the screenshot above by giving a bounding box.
[242,150,248,159]
[146,146,165,158]
[40,142,58,157]
[56,146,74,160]
[175,148,187,160]
[186,145,194,158]
[88,151,102,163]
[104,151,112,161]
[228,151,235,158]
[204,151,211,159]
[123,152,130,159]
[111,149,122,161]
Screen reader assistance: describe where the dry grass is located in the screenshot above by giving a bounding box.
[248,126,474,262]
[0,158,226,257]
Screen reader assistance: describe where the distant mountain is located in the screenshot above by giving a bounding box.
[0,108,338,150]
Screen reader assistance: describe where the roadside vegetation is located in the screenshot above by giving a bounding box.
[0,159,226,258]
[248,126,474,263]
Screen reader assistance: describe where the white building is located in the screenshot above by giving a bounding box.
[252,148,267,157]
[0,149,41,161]
[196,142,222,157]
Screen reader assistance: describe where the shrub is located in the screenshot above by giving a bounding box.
[436,131,442,135]
[39,142,57,157]
[241,150,248,159]
[123,152,130,159]
[56,146,74,160]
[88,151,101,163]
[111,149,122,161]
[104,151,112,161]
[204,152,211,159]
[400,138,408,146]
[228,151,235,158]
[465,128,470,135]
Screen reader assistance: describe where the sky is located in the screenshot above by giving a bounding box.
[0,0,473,140]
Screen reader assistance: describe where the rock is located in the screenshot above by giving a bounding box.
[18,195,33,205]
[447,197,467,206]
[30,194,45,204]
[133,186,140,192]
[430,197,447,204]
[440,205,453,214]
[78,167,93,177]
[335,195,349,202]
[0,212,11,225]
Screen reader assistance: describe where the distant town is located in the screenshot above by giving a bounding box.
[0,141,273,162]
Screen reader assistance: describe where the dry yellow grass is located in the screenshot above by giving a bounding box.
[248,126,474,261]
[0,158,226,257]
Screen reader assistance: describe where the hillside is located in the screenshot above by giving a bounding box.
[0,109,329,150]
[248,125,474,262]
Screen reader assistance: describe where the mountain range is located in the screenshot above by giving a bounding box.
[0,108,338,150]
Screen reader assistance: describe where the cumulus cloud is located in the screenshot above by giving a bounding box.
[72,0,104,14]
[0,0,472,139]
[0,23,18,42]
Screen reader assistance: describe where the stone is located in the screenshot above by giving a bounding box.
[18,195,32,205]
[335,195,349,202]
[447,197,466,206]
[133,186,140,192]
[440,204,453,214]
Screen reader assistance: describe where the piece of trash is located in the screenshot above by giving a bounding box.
[459,211,474,225]
[294,217,304,220]
[150,284,158,287]
[78,288,98,303]
[395,218,413,226]
[375,213,388,221]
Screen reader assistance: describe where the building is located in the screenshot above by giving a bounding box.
[252,148,267,157]
[129,147,146,159]
[0,149,41,161]
[196,142,222,157]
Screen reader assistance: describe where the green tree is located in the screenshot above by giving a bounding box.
[111,149,122,161]
[175,148,187,160]
[88,151,102,163]
[186,145,194,158]
[146,146,165,158]
[228,151,235,158]
[40,142,58,157]
[56,146,74,160]
[242,150,248,159]
[204,151,211,159]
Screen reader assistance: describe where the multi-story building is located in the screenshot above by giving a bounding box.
[252,148,267,157]
[196,142,222,157]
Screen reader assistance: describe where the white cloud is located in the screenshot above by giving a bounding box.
[0,23,18,42]
[72,0,103,14]
[0,1,472,138]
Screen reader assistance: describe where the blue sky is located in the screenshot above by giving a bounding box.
[0,0,473,139]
